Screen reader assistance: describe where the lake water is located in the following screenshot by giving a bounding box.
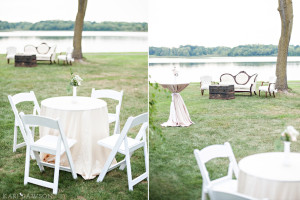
[149,57,300,83]
[0,31,148,53]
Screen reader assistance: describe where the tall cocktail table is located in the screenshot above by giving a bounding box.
[160,83,193,127]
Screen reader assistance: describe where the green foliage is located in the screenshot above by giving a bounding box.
[149,45,300,57]
[149,82,169,138]
[0,20,148,32]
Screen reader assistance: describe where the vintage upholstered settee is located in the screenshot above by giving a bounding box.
[219,71,258,96]
[24,43,56,64]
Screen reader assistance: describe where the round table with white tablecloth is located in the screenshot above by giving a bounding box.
[40,96,116,180]
[238,152,300,200]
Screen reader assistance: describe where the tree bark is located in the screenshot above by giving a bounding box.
[73,0,88,60]
[276,0,293,92]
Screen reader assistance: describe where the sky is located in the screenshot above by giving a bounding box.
[149,0,300,48]
[0,0,148,23]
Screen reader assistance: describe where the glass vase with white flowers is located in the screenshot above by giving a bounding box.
[280,126,299,166]
[70,69,83,98]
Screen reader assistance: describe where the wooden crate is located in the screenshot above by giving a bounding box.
[15,55,37,67]
[209,85,235,100]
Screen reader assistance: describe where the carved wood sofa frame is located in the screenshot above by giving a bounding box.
[24,43,56,64]
[219,71,258,96]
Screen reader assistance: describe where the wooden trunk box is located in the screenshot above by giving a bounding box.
[15,55,37,67]
[209,85,235,100]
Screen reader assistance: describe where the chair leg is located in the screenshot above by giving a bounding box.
[65,147,77,179]
[273,91,276,98]
[97,150,118,182]
[53,151,61,194]
[201,90,204,96]
[13,125,18,152]
[265,92,267,97]
[259,90,260,96]
[250,91,252,96]
[125,150,133,191]
[202,187,207,200]
[254,91,257,95]
[33,151,44,172]
[24,145,31,185]
[269,92,272,96]
[7,59,10,64]
[143,140,149,181]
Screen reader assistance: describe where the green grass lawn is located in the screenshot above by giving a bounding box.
[149,82,300,200]
[0,53,148,200]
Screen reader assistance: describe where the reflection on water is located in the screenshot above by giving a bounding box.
[149,57,300,83]
[0,31,148,53]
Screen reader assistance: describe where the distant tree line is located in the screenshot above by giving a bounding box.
[149,45,300,57]
[0,20,148,32]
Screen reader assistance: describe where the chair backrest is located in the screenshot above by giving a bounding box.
[194,142,239,187]
[19,113,69,151]
[119,113,148,140]
[65,47,74,60]
[220,74,234,84]
[91,89,123,112]
[208,189,259,200]
[269,76,277,84]
[200,76,212,85]
[37,43,50,54]
[24,45,37,54]
[6,46,17,55]
[8,91,40,127]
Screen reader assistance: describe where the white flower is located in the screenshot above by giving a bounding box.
[281,126,299,142]
[75,75,83,81]
[70,74,83,86]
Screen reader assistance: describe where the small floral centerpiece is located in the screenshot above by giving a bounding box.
[70,73,83,87]
[281,126,299,142]
[70,69,83,97]
[280,126,299,166]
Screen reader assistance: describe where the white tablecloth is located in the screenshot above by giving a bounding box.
[238,152,300,200]
[40,96,115,180]
[160,83,193,127]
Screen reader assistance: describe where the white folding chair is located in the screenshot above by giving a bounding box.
[91,89,123,135]
[19,113,77,195]
[96,113,148,191]
[8,91,40,154]
[259,76,277,97]
[194,142,239,200]
[208,189,265,200]
[200,76,212,95]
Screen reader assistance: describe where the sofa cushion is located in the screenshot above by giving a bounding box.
[36,54,51,60]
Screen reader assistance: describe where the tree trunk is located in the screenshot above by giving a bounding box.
[73,0,88,60]
[276,0,293,92]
